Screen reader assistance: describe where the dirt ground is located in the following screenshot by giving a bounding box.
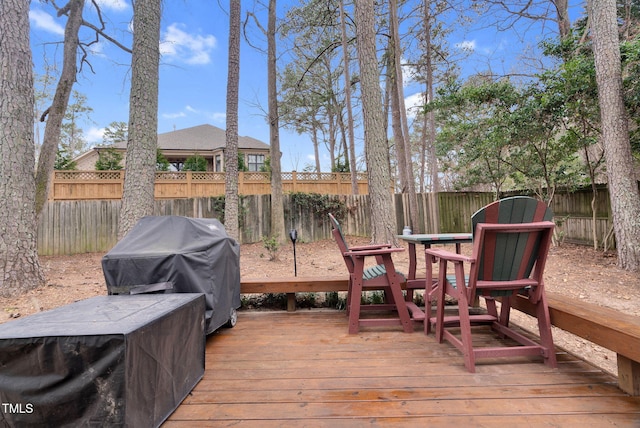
[2,237,639,376]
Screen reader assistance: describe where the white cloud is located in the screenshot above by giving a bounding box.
[455,40,476,52]
[208,112,226,123]
[29,9,65,36]
[93,0,129,12]
[162,112,187,119]
[160,106,225,124]
[160,23,216,65]
[404,92,425,119]
[86,127,106,144]
[401,57,417,87]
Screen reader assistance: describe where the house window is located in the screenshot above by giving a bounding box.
[247,154,265,172]
[215,154,222,172]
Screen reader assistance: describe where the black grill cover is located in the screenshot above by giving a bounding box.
[102,216,240,334]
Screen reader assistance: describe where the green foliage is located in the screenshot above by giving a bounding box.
[332,156,350,173]
[262,235,280,261]
[95,147,123,170]
[260,156,271,173]
[102,121,127,145]
[290,192,347,221]
[54,148,77,170]
[60,90,93,157]
[324,291,346,310]
[238,153,248,172]
[183,154,207,171]
[156,149,170,171]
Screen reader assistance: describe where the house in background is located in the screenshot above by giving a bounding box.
[73,124,270,172]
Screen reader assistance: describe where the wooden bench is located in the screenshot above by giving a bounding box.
[241,278,640,396]
[241,276,349,311]
[241,276,423,314]
[512,291,640,396]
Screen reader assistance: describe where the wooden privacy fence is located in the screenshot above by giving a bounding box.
[49,170,369,200]
[37,189,614,256]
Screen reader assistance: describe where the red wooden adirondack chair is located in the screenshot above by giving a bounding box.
[426,196,557,372]
[328,213,413,334]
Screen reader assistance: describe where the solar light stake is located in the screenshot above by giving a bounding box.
[289,229,298,277]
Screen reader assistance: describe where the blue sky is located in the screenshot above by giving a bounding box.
[28,0,585,172]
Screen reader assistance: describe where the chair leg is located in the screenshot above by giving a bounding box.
[453,264,476,373]
[348,264,365,334]
[434,260,448,343]
[381,256,413,333]
[346,277,353,317]
[424,285,435,335]
[498,295,512,326]
[535,292,557,368]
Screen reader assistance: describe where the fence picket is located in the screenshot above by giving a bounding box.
[37,189,614,256]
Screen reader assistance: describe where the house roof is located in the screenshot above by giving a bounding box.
[111,124,269,151]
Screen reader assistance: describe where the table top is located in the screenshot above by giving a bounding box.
[397,233,473,245]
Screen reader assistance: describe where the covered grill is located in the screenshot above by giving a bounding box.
[102,216,240,334]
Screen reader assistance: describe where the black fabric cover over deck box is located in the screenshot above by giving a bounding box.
[101,216,241,334]
[0,294,205,428]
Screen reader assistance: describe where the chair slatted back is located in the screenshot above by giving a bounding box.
[329,213,355,274]
[470,197,554,283]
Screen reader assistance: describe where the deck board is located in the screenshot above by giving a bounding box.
[164,310,640,426]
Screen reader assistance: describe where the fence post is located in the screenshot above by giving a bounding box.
[238,171,245,194]
[186,171,192,198]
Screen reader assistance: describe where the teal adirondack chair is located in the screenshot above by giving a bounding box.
[426,196,557,372]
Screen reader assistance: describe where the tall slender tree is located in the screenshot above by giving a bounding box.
[354,0,397,243]
[389,0,419,232]
[225,0,241,241]
[339,0,359,194]
[0,0,45,296]
[589,0,640,270]
[118,0,161,239]
[268,0,286,243]
[34,0,85,219]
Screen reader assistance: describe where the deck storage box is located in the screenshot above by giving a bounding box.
[0,294,205,428]
[101,216,241,334]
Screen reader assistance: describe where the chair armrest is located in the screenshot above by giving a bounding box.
[349,243,392,251]
[346,247,404,257]
[425,247,474,263]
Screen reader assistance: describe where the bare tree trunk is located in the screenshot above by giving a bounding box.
[354,0,396,243]
[423,0,440,233]
[34,0,84,218]
[118,0,161,239]
[0,0,45,296]
[388,48,409,192]
[339,0,359,194]
[553,0,571,40]
[589,0,640,271]
[312,124,321,173]
[224,0,241,241]
[268,0,286,244]
[390,0,420,232]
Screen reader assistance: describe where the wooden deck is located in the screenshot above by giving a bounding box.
[164,310,640,427]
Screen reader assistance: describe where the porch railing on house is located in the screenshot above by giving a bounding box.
[49,170,369,201]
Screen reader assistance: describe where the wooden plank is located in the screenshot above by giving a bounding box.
[241,277,348,294]
[165,414,640,427]
[164,311,640,425]
[168,396,640,420]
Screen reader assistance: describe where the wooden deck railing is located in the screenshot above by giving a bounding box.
[49,170,369,200]
[240,276,640,396]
